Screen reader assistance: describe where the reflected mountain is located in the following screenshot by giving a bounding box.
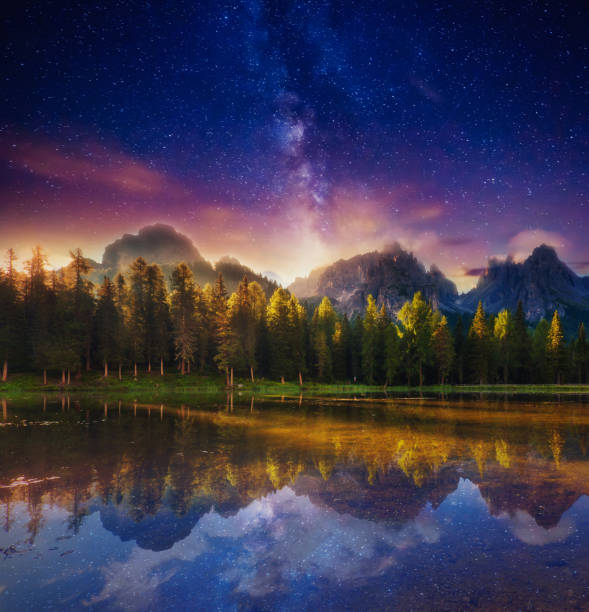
[2,396,589,552]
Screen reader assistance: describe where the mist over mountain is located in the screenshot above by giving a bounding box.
[88,224,278,295]
[102,224,203,271]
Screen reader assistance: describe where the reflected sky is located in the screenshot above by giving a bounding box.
[1,395,589,610]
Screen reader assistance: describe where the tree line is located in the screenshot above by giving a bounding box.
[0,247,587,386]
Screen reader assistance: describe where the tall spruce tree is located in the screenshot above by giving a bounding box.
[0,249,24,380]
[361,295,379,384]
[128,257,148,376]
[95,277,121,377]
[311,297,337,380]
[493,309,513,383]
[383,321,401,385]
[467,301,490,385]
[547,310,566,384]
[397,291,433,386]
[573,322,589,383]
[432,316,455,385]
[144,263,170,374]
[531,318,550,383]
[511,301,531,383]
[170,263,199,375]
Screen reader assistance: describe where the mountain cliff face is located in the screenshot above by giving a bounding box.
[288,244,458,316]
[457,245,589,322]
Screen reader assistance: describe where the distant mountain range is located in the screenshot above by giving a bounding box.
[86,224,278,295]
[290,243,589,331]
[86,224,589,332]
[289,243,459,314]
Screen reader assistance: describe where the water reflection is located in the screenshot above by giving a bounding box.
[1,395,589,610]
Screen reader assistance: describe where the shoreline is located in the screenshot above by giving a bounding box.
[3,373,589,400]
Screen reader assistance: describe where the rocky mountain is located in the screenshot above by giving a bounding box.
[288,243,459,316]
[87,224,278,295]
[457,245,589,323]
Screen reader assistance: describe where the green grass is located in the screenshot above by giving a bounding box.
[3,371,589,401]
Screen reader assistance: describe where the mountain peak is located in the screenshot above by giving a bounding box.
[459,244,588,324]
[288,247,457,315]
[528,243,560,264]
[101,224,203,270]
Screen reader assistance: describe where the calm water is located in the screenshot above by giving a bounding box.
[2,394,589,611]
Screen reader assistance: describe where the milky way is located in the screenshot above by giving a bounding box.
[1,1,587,288]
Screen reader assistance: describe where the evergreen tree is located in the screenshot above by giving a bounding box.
[228,276,266,379]
[144,263,170,374]
[573,322,589,383]
[0,249,25,380]
[24,247,52,380]
[288,295,307,382]
[95,277,121,377]
[397,291,433,386]
[170,263,199,375]
[332,320,346,381]
[547,310,566,384]
[432,316,455,385]
[467,301,490,385]
[128,257,148,375]
[112,273,130,378]
[311,297,337,380]
[66,248,95,371]
[361,295,379,384]
[511,301,531,383]
[531,318,550,383]
[375,305,390,384]
[383,322,401,385]
[195,283,212,372]
[493,309,513,383]
[453,315,466,384]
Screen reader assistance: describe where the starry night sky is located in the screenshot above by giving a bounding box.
[1,0,587,288]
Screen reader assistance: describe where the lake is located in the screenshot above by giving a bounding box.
[1,393,589,610]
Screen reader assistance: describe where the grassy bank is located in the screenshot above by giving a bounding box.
[3,372,589,400]
[0,371,384,400]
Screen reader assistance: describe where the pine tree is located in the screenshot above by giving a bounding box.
[547,310,566,384]
[0,249,25,380]
[24,247,51,380]
[311,297,337,380]
[228,276,266,379]
[67,248,95,371]
[453,315,466,384]
[397,292,433,386]
[95,277,120,377]
[265,288,304,381]
[288,295,306,382]
[432,316,455,385]
[467,301,490,385]
[128,257,148,375]
[511,301,531,383]
[212,273,238,381]
[361,295,379,384]
[144,263,170,374]
[170,263,199,375]
[384,322,401,385]
[493,309,513,383]
[112,273,129,378]
[573,322,589,383]
[531,318,550,383]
